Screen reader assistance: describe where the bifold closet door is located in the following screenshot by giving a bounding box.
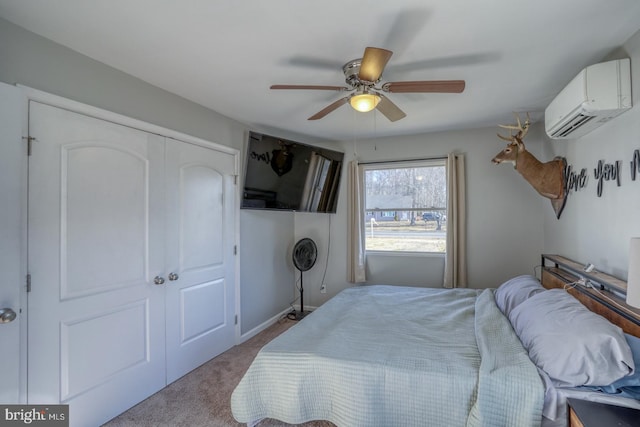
[27,101,167,427]
[164,139,236,383]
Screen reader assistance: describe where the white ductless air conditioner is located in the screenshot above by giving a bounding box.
[545,58,632,139]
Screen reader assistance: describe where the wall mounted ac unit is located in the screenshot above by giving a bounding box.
[545,58,631,139]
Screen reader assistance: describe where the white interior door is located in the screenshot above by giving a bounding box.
[0,83,24,404]
[28,101,167,427]
[164,138,237,383]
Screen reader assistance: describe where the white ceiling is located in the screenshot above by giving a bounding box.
[1,0,639,141]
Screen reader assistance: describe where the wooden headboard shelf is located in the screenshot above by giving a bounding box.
[541,254,640,337]
[542,254,628,293]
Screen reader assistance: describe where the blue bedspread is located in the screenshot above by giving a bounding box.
[232,285,544,427]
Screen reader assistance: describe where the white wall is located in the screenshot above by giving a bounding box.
[240,210,296,333]
[296,124,547,308]
[543,29,640,279]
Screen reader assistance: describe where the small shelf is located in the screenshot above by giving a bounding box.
[542,254,627,294]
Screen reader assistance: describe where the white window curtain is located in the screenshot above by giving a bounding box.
[444,152,467,288]
[347,160,366,283]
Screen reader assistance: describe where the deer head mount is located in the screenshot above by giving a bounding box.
[492,113,568,219]
[271,140,294,176]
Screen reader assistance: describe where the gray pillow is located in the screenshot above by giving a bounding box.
[508,289,633,387]
[494,275,545,316]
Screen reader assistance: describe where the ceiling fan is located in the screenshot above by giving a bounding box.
[271,47,465,122]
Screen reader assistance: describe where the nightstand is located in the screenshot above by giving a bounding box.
[567,398,640,427]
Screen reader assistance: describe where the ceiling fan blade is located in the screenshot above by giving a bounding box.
[308,97,349,120]
[358,47,393,82]
[391,53,500,73]
[383,80,466,93]
[271,84,349,91]
[376,96,406,122]
[380,9,430,58]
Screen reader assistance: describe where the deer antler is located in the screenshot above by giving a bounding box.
[497,132,516,142]
[497,112,530,142]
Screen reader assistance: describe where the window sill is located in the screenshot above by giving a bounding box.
[366,251,446,258]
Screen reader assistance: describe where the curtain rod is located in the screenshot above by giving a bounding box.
[359,156,447,165]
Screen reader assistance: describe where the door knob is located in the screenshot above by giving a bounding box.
[0,308,17,324]
[168,272,179,281]
[153,276,165,285]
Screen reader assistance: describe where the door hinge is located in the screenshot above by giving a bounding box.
[234,245,237,255]
[234,314,238,325]
[22,136,36,156]
[234,175,238,185]
[26,274,31,292]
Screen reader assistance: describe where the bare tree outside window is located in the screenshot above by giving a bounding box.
[363,160,447,253]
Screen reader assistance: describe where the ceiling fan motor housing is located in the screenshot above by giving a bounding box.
[343,59,365,86]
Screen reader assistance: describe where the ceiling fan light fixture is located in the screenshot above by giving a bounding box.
[350,92,381,113]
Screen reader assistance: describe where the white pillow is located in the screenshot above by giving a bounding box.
[494,275,545,316]
[508,289,633,387]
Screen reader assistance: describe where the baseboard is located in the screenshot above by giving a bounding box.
[238,308,291,344]
[292,303,318,312]
[238,304,320,344]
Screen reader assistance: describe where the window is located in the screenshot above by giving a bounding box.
[363,159,447,253]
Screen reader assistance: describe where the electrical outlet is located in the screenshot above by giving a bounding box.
[320,284,326,294]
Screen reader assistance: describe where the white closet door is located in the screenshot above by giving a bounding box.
[164,138,236,383]
[28,101,166,427]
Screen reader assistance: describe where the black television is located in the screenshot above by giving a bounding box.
[242,131,344,213]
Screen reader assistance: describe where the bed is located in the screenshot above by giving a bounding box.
[231,255,640,427]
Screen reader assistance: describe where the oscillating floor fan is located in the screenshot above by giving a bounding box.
[291,238,318,320]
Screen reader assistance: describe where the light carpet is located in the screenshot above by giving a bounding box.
[102,318,335,427]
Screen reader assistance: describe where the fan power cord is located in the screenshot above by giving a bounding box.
[286,311,298,320]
